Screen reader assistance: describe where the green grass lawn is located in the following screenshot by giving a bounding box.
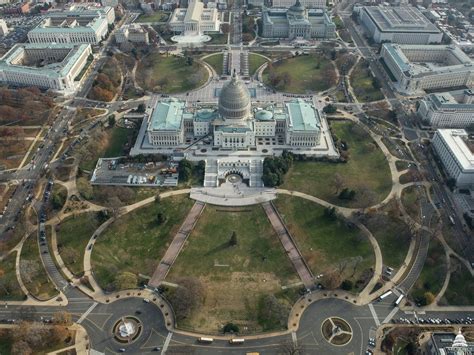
[166,204,300,333]
[248,53,268,76]
[443,258,474,306]
[350,60,384,102]
[410,237,447,305]
[20,233,58,300]
[92,195,194,292]
[274,196,375,291]
[136,54,208,93]
[103,127,130,158]
[262,54,336,93]
[0,252,25,301]
[56,212,102,277]
[359,213,411,270]
[202,53,223,76]
[283,121,392,208]
[335,90,347,102]
[136,11,169,22]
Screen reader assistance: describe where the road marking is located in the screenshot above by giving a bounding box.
[382,307,399,324]
[77,302,98,324]
[368,303,380,326]
[161,332,173,354]
[292,331,298,347]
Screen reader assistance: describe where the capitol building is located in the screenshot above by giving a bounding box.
[139,72,330,151]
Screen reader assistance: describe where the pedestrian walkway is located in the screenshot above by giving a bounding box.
[148,201,206,287]
[262,201,314,289]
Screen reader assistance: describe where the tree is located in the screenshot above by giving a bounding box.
[223,322,239,333]
[323,104,337,114]
[322,271,342,289]
[169,277,205,321]
[11,340,32,355]
[220,23,230,34]
[156,212,166,225]
[229,231,237,246]
[108,114,116,127]
[258,295,290,330]
[114,272,138,290]
[178,159,193,183]
[20,259,39,284]
[279,340,305,355]
[424,291,435,305]
[358,185,377,210]
[341,280,353,291]
[136,103,146,113]
[332,173,344,194]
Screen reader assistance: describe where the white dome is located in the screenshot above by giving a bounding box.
[453,330,468,348]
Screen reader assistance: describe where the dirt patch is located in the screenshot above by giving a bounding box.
[179,272,284,334]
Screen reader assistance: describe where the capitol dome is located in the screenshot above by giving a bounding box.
[218,71,251,122]
[288,0,305,16]
[453,330,468,348]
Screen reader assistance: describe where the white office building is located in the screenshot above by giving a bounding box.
[271,0,326,9]
[115,24,149,44]
[359,6,442,44]
[418,90,474,128]
[433,129,474,187]
[0,43,92,93]
[0,19,9,36]
[262,0,335,40]
[169,0,220,35]
[46,5,116,25]
[381,44,474,94]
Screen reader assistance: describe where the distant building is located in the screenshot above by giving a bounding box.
[432,129,474,188]
[115,24,149,44]
[427,330,474,354]
[0,43,92,93]
[0,19,9,36]
[271,0,326,9]
[418,89,474,128]
[381,44,474,94]
[262,0,335,40]
[169,0,220,35]
[359,6,442,44]
[46,5,116,24]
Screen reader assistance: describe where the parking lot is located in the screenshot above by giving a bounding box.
[0,15,44,49]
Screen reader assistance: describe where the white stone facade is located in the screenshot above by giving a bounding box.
[417,90,474,128]
[432,129,474,187]
[381,44,474,94]
[0,19,9,36]
[272,0,326,9]
[169,0,220,35]
[115,24,149,44]
[359,6,442,44]
[0,43,92,93]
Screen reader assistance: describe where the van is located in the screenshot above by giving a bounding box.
[229,338,245,344]
[197,337,214,343]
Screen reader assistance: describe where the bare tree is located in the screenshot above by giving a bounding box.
[358,185,377,211]
[20,260,39,285]
[169,277,205,321]
[332,173,344,194]
[278,340,305,355]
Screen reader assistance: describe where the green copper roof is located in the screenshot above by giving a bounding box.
[149,100,185,131]
[286,99,321,132]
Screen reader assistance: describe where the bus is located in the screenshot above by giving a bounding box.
[449,216,455,226]
[394,294,404,306]
[379,291,393,301]
[229,338,245,344]
[197,337,214,344]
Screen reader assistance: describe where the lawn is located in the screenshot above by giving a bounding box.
[0,252,25,301]
[262,54,336,94]
[202,53,223,76]
[443,258,474,306]
[395,160,411,172]
[0,139,31,170]
[92,195,194,292]
[401,185,423,223]
[136,54,208,93]
[136,11,169,22]
[20,233,58,300]
[359,213,411,270]
[104,127,131,158]
[56,212,103,277]
[274,196,375,291]
[248,53,268,76]
[166,204,300,333]
[283,121,392,208]
[350,59,384,102]
[207,33,228,44]
[410,237,447,306]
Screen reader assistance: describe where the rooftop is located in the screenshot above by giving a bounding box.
[436,129,474,171]
[286,99,321,132]
[363,6,440,33]
[148,99,186,131]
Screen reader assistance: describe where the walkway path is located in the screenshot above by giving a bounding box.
[262,201,314,289]
[149,201,205,287]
